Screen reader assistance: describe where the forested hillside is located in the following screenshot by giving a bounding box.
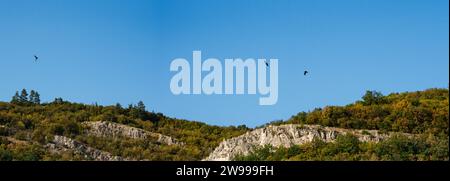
[237,88,449,161]
[268,88,448,135]
[0,88,448,161]
[0,89,249,161]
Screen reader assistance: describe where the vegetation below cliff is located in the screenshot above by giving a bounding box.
[234,133,448,161]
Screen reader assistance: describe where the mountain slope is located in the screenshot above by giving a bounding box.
[282,88,448,135]
[204,124,411,161]
[0,98,249,160]
[0,88,448,161]
[82,121,183,146]
[46,135,127,161]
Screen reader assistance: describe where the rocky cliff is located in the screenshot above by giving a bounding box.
[82,121,183,146]
[204,124,410,161]
[46,135,127,161]
[42,121,184,161]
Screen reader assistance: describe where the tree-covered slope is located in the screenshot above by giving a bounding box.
[0,88,448,161]
[0,90,249,160]
[234,133,448,161]
[280,88,448,136]
[236,88,449,161]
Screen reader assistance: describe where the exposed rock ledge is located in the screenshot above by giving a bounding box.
[204,124,411,161]
[82,121,183,146]
[46,135,127,161]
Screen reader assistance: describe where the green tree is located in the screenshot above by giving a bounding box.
[53,97,64,104]
[334,134,361,154]
[19,89,29,103]
[362,90,385,105]
[115,103,123,109]
[34,91,41,104]
[130,101,148,120]
[29,90,41,104]
[137,101,146,112]
[11,91,20,104]
[30,90,36,103]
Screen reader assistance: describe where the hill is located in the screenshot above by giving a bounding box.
[0,93,249,161]
[273,88,448,136]
[204,124,413,161]
[226,88,449,161]
[0,88,448,161]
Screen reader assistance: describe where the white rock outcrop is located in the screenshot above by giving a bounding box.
[46,135,126,161]
[204,124,405,161]
[82,121,183,146]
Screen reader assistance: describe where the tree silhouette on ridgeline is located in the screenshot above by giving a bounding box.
[11,89,40,105]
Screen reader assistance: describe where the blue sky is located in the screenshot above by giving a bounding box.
[0,0,448,127]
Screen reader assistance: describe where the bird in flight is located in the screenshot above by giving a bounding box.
[264,60,269,67]
[304,70,309,76]
[34,55,38,62]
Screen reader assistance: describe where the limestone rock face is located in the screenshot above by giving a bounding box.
[204,124,402,161]
[46,135,126,161]
[82,121,183,146]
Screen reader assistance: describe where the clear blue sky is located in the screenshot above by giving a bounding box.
[0,0,448,127]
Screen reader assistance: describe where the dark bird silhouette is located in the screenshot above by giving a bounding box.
[34,55,38,62]
[304,70,309,76]
[265,60,269,67]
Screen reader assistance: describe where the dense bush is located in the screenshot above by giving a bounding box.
[234,134,449,161]
[287,88,449,135]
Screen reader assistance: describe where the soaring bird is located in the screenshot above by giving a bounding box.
[304,70,309,76]
[34,55,38,62]
[265,60,269,67]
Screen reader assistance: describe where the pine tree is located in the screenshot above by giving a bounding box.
[115,103,123,111]
[29,90,41,104]
[11,91,20,104]
[127,104,134,110]
[136,101,149,120]
[137,101,146,112]
[29,90,36,104]
[35,91,40,104]
[129,101,148,120]
[53,97,64,104]
[19,89,29,104]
